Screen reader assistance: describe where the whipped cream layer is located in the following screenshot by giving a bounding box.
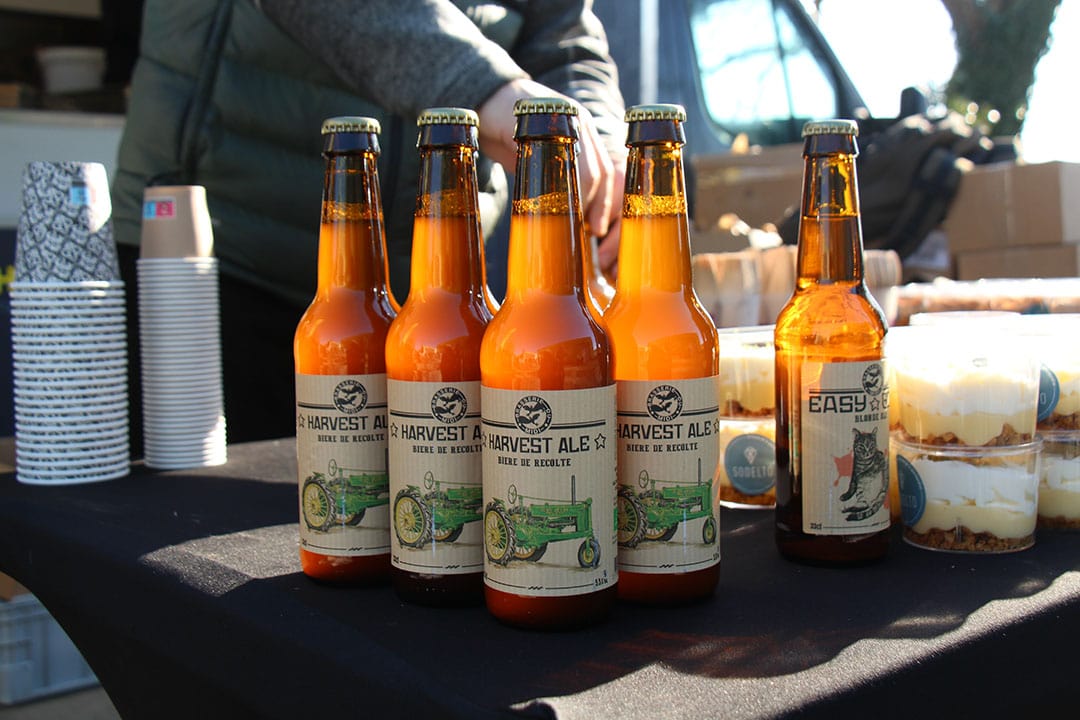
[718,333,774,416]
[906,457,1038,539]
[1039,440,1080,520]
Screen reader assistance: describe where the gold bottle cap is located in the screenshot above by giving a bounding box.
[802,119,858,137]
[417,107,479,127]
[321,116,381,135]
[625,103,686,123]
[513,97,578,116]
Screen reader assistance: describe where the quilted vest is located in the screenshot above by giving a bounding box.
[112,0,514,306]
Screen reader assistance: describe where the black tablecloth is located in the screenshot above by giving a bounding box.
[1,438,1077,719]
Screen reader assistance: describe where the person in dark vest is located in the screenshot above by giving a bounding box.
[112,0,627,445]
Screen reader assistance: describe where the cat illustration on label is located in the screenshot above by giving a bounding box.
[835,427,888,522]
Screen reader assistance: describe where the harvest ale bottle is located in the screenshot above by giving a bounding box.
[605,104,721,603]
[294,117,398,584]
[774,119,890,564]
[480,97,617,629]
[386,108,494,606]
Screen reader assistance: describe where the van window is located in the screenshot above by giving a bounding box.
[688,0,838,146]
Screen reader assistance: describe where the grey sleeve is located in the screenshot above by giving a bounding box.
[254,0,529,116]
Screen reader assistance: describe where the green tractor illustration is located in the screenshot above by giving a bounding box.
[617,460,716,548]
[301,458,389,531]
[393,470,482,548]
[484,476,601,569]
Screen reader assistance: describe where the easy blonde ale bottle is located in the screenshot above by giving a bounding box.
[295,117,398,584]
[480,97,617,629]
[386,108,494,606]
[605,104,721,604]
[774,119,890,564]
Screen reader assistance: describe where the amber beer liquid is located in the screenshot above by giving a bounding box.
[480,98,617,629]
[604,104,721,603]
[386,108,494,606]
[774,119,890,564]
[294,117,398,584]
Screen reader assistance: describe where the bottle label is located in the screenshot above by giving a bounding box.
[295,373,390,556]
[615,378,721,573]
[481,386,617,597]
[387,380,484,575]
[800,360,891,535]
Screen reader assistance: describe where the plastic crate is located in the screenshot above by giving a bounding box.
[0,593,98,705]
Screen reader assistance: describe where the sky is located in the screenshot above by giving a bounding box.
[807,0,1079,164]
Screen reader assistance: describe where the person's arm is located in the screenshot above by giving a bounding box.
[254,0,528,115]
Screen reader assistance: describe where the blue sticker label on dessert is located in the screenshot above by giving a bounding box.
[724,433,776,496]
[1037,364,1060,423]
[896,454,925,527]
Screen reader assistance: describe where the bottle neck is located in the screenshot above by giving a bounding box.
[617,142,694,292]
[409,142,488,300]
[505,134,585,297]
[318,151,393,298]
[795,143,864,288]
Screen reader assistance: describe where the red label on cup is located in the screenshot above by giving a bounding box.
[143,199,176,220]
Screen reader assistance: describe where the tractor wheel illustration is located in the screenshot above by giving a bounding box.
[344,509,366,526]
[301,478,333,531]
[514,543,548,562]
[640,490,677,541]
[577,538,601,568]
[484,502,516,566]
[617,486,646,548]
[394,489,431,548]
[702,516,717,545]
[425,491,463,543]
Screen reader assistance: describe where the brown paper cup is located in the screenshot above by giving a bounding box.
[139,185,215,259]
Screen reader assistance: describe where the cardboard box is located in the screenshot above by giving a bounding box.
[943,162,1012,253]
[945,161,1080,253]
[691,144,803,231]
[1012,161,1080,247]
[954,244,1080,281]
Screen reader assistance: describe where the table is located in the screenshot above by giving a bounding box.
[1,438,1077,718]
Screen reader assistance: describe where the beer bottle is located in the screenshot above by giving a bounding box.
[774,119,890,564]
[584,233,615,320]
[386,108,494,606]
[480,97,617,629]
[294,116,398,584]
[604,104,721,604]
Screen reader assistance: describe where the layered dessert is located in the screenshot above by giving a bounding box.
[716,327,775,508]
[1019,315,1080,528]
[893,437,1039,552]
[888,327,1041,551]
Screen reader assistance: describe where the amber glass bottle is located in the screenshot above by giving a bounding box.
[604,104,721,604]
[386,108,493,606]
[584,233,615,321]
[774,119,890,565]
[480,97,617,630]
[294,116,398,584]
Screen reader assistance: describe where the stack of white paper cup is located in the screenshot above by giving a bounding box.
[11,161,130,484]
[137,186,226,469]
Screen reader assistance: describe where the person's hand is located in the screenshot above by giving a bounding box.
[478,78,625,273]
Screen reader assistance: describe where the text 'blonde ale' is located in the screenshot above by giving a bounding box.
[386,108,494,606]
[480,97,617,629]
[774,119,890,565]
[295,117,398,584]
[605,104,721,604]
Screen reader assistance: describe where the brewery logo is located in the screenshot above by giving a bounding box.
[333,380,367,414]
[514,395,552,435]
[646,384,683,422]
[862,362,885,396]
[431,386,468,424]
